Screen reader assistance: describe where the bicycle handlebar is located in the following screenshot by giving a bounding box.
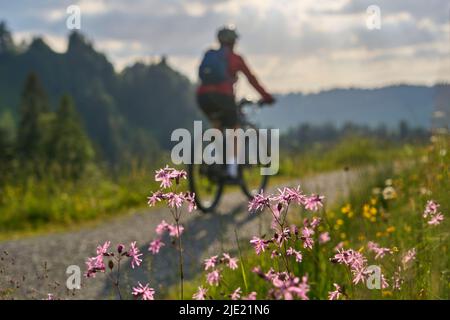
[237,98,271,108]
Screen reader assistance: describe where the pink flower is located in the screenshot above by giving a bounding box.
[310,217,321,229]
[328,283,342,300]
[301,227,314,249]
[367,241,379,251]
[428,212,444,225]
[184,192,197,212]
[271,274,310,300]
[352,267,368,285]
[170,169,187,181]
[271,250,280,259]
[347,250,367,269]
[251,266,263,275]
[331,248,367,271]
[204,255,218,271]
[423,200,444,225]
[127,241,143,269]
[243,292,257,300]
[155,166,174,188]
[271,186,305,205]
[45,293,55,300]
[367,241,392,259]
[223,253,238,270]
[230,287,242,300]
[286,247,303,263]
[274,227,290,247]
[250,236,269,255]
[402,248,416,265]
[147,191,164,206]
[166,192,185,208]
[148,238,165,254]
[304,194,324,211]
[392,267,404,290]
[155,220,169,235]
[206,270,221,286]
[85,255,105,278]
[263,268,278,281]
[375,248,392,259]
[248,191,270,212]
[132,282,155,300]
[168,224,184,238]
[381,274,389,289]
[319,232,330,244]
[423,200,439,218]
[193,286,208,300]
[96,241,111,256]
[331,249,347,264]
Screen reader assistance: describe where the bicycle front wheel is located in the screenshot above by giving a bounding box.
[188,163,224,213]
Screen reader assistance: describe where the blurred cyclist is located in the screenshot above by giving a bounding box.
[197,25,275,178]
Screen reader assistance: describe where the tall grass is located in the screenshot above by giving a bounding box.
[0,165,160,239]
[279,136,418,177]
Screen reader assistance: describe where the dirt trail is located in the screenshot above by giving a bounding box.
[0,168,366,299]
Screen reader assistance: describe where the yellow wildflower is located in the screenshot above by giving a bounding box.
[341,204,351,214]
[382,291,393,297]
[386,226,395,233]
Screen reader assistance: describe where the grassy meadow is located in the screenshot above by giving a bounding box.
[0,136,419,239]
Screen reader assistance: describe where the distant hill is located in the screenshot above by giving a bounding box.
[0,23,202,162]
[253,85,446,132]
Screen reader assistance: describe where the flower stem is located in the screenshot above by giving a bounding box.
[116,256,123,300]
[175,218,184,300]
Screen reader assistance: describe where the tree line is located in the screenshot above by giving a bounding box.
[0,72,94,183]
[280,121,429,152]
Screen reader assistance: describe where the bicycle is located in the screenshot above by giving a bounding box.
[188,98,271,212]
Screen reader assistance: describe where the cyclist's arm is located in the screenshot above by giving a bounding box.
[237,56,273,101]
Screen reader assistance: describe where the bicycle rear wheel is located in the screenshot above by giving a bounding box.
[188,163,224,212]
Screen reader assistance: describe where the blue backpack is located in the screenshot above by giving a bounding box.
[198,48,229,84]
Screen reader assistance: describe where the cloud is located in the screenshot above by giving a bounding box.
[338,0,450,24]
[0,0,448,93]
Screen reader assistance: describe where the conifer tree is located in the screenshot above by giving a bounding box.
[16,72,50,168]
[0,21,15,53]
[48,94,94,178]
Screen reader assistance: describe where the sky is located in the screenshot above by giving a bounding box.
[1,0,449,97]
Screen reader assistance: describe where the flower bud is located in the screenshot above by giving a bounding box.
[277,202,283,212]
[108,260,114,270]
[117,244,125,254]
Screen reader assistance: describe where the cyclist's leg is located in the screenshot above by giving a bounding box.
[197,94,229,174]
[197,93,224,130]
[197,93,240,177]
[210,95,239,178]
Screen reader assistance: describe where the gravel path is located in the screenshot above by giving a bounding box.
[0,168,366,299]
